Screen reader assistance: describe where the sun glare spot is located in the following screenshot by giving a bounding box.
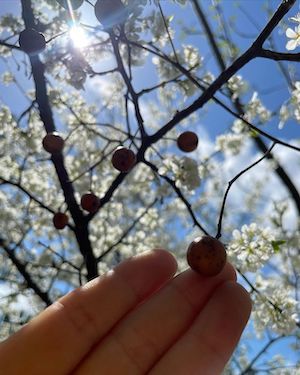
[69,26,89,48]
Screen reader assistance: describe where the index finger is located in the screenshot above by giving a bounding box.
[0,249,177,375]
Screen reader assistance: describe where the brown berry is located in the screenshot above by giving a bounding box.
[177,131,198,152]
[19,29,46,56]
[81,193,101,213]
[94,0,128,29]
[42,133,64,154]
[56,0,84,10]
[111,147,136,173]
[187,236,226,277]
[53,212,69,230]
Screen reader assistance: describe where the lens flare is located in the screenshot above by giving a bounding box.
[69,26,89,48]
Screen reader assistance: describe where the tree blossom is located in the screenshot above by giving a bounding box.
[215,133,244,155]
[153,44,202,82]
[227,75,248,100]
[277,81,300,127]
[158,156,201,191]
[289,12,300,23]
[246,92,271,123]
[290,82,300,121]
[232,118,249,134]
[278,104,289,129]
[1,72,14,85]
[286,25,300,50]
[252,275,298,336]
[227,223,276,273]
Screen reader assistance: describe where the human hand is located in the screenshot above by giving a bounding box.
[0,249,251,375]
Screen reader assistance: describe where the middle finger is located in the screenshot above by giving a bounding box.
[74,262,236,375]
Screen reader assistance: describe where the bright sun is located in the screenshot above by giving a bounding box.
[69,26,89,48]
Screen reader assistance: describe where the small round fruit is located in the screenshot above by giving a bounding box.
[19,29,46,56]
[177,131,198,152]
[81,193,101,213]
[53,212,69,230]
[56,0,84,10]
[42,133,64,154]
[187,236,226,277]
[94,0,128,29]
[111,147,136,173]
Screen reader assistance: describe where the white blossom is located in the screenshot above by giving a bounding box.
[279,81,300,125]
[286,25,300,51]
[216,133,244,155]
[291,82,300,121]
[227,223,276,272]
[1,72,14,85]
[158,156,200,191]
[232,118,248,134]
[289,12,300,24]
[278,104,290,129]
[201,72,215,85]
[252,275,298,336]
[246,92,271,123]
[227,75,248,100]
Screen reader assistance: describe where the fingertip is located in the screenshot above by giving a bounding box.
[115,249,178,300]
[150,248,178,274]
[129,248,178,277]
[224,262,237,282]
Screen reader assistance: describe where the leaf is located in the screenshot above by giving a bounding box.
[271,240,286,253]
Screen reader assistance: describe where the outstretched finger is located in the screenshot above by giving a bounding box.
[0,249,177,375]
[73,262,236,374]
[149,281,252,375]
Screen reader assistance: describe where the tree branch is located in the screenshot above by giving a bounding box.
[192,0,300,216]
[142,159,209,236]
[149,0,296,142]
[97,198,158,262]
[258,48,300,61]
[0,238,52,306]
[110,30,147,137]
[20,0,98,281]
[216,143,276,239]
[126,39,300,152]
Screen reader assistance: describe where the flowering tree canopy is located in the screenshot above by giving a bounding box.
[0,0,299,373]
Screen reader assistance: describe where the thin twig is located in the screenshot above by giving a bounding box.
[125,39,300,153]
[143,159,209,236]
[0,238,52,306]
[158,2,179,64]
[216,143,276,239]
[97,198,158,262]
[110,30,147,138]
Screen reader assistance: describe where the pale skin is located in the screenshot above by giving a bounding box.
[0,249,252,375]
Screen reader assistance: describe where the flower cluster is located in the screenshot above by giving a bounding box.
[158,156,201,191]
[278,81,300,128]
[215,132,244,155]
[152,44,202,82]
[231,118,249,134]
[252,275,298,336]
[246,92,271,123]
[230,92,271,135]
[286,25,300,50]
[289,82,300,120]
[227,75,248,100]
[1,72,14,85]
[286,12,300,51]
[227,223,276,273]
